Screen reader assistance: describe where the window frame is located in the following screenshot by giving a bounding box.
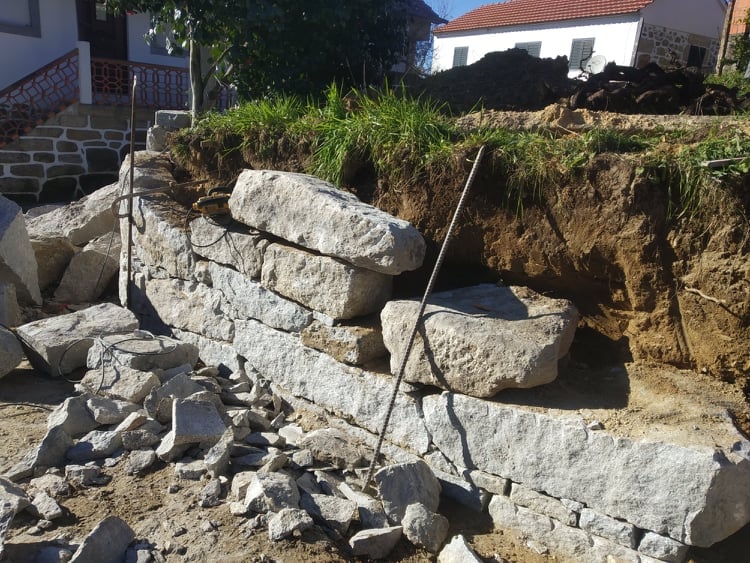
[0,0,41,38]
[569,37,595,71]
[452,46,469,68]
[515,41,542,58]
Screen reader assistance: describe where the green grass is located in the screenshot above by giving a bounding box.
[168,86,750,223]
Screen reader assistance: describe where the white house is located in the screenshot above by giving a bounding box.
[431,0,727,77]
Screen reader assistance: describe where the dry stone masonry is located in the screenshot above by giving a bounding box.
[1,150,750,561]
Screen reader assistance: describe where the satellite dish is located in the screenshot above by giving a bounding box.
[585,55,607,74]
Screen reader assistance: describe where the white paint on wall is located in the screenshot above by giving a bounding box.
[432,14,642,77]
[0,0,78,89]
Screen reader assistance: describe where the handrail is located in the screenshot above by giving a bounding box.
[0,49,79,146]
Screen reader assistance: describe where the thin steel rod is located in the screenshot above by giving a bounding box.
[125,75,137,309]
[362,145,486,490]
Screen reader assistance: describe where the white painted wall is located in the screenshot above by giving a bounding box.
[432,14,642,77]
[641,0,725,38]
[126,13,188,68]
[0,0,79,89]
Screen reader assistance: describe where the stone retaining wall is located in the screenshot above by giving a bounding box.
[0,104,150,207]
[120,152,750,562]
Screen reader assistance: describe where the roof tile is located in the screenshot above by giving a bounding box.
[435,0,655,34]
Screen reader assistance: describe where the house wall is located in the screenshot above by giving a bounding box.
[0,0,79,90]
[0,104,150,208]
[730,0,750,35]
[125,13,189,69]
[641,0,726,39]
[431,0,726,76]
[432,15,643,77]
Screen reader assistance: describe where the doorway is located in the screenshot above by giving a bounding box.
[76,0,127,60]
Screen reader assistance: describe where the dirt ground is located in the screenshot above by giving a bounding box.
[2,352,750,562]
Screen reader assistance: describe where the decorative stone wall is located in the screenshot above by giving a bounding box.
[636,23,719,71]
[0,104,150,208]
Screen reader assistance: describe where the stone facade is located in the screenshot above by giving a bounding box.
[0,104,150,207]
[636,23,719,71]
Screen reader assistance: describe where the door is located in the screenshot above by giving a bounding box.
[76,0,127,60]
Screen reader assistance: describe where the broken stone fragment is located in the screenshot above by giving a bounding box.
[267,507,314,541]
[69,515,135,563]
[374,460,441,524]
[54,233,120,304]
[339,482,389,529]
[0,195,41,305]
[0,477,30,514]
[171,398,227,447]
[0,326,23,379]
[125,449,157,475]
[15,303,139,376]
[66,430,123,462]
[437,534,483,563]
[65,464,105,487]
[29,237,76,293]
[299,493,356,534]
[85,396,140,425]
[229,169,426,275]
[299,428,367,470]
[401,502,449,554]
[174,459,207,480]
[86,332,199,372]
[244,472,300,513]
[79,365,160,404]
[47,395,100,438]
[143,372,205,423]
[25,181,120,247]
[6,427,73,482]
[29,491,63,520]
[349,526,403,559]
[381,284,579,397]
[300,320,387,366]
[261,243,392,320]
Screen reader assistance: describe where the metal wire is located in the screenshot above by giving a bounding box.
[362,145,486,490]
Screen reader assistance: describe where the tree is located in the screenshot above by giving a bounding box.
[106,1,411,112]
[228,1,410,99]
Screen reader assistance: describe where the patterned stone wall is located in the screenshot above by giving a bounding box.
[636,23,719,71]
[0,104,151,208]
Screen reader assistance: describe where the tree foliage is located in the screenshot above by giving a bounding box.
[105,1,411,112]
[229,1,410,99]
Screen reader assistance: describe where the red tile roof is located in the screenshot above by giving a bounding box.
[434,0,655,34]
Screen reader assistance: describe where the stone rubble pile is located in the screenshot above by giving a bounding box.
[2,146,750,561]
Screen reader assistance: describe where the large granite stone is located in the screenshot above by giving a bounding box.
[78,365,161,404]
[209,262,312,332]
[0,327,22,379]
[54,233,121,303]
[300,320,387,366]
[261,243,392,320]
[26,181,120,246]
[15,304,139,376]
[229,170,425,275]
[125,195,195,281]
[381,284,579,397]
[86,332,198,372]
[189,216,269,279]
[424,392,750,547]
[0,284,19,328]
[172,328,243,376]
[0,196,41,304]
[29,238,76,292]
[69,516,135,563]
[233,319,431,455]
[139,277,235,342]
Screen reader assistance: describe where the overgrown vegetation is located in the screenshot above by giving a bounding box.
[169,86,750,223]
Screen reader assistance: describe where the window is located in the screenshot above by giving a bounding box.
[569,38,595,70]
[0,0,41,37]
[686,45,706,68]
[515,42,542,58]
[452,46,469,68]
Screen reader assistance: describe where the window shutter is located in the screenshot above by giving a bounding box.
[515,42,542,57]
[570,38,595,70]
[452,46,469,67]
